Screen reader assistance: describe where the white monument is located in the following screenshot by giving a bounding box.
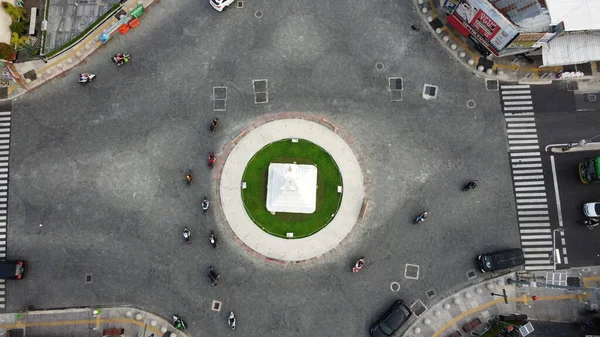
[266,163,317,213]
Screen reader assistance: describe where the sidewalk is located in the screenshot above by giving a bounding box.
[0,306,189,337]
[412,0,600,86]
[1,0,160,100]
[401,266,600,337]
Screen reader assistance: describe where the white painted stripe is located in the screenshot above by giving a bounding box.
[510,152,541,157]
[0,145,10,150]
[0,162,8,166]
[514,180,545,186]
[0,151,9,156]
[525,265,553,271]
[504,100,533,106]
[501,84,531,89]
[0,139,9,144]
[0,180,8,184]
[525,259,551,265]
[502,95,532,100]
[550,155,565,233]
[0,210,7,214]
[0,283,5,288]
[501,90,532,95]
[509,139,539,145]
[524,253,550,258]
[505,117,536,123]
[512,163,543,169]
[510,145,540,151]
[0,228,6,233]
[516,198,548,203]
[513,175,544,180]
[516,192,547,197]
[0,247,7,251]
[513,169,544,175]
[515,186,546,191]
[0,168,8,172]
[0,304,5,309]
[523,247,553,252]
[508,134,538,139]
[0,117,11,121]
[0,128,10,133]
[519,216,550,221]
[0,234,6,239]
[521,234,552,240]
[520,228,551,233]
[517,204,548,209]
[504,112,534,117]
[507,123,536,127]
[521,240,553,246]
[564,256,569,265]
[512,157,541,162]
[0,112,11,116]
[519,222,551,227]
[507,128,537,133]
[0,123,10,127]
[0,157,8,161]
[505,106,533,111]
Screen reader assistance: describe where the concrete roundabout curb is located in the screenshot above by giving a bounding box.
[218,116,366,262]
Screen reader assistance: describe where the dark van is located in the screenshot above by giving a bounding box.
[477,248,524,273]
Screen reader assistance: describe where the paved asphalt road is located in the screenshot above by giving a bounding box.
[6,1,519,336]
[529,84,600,268]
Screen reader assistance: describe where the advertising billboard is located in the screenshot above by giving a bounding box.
[451,0,519,55]
[507,32,557,49]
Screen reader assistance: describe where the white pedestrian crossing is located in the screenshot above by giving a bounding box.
[500,84,565,271]
[0,107,10,309]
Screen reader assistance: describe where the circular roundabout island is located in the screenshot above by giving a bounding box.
[219,117,365,262]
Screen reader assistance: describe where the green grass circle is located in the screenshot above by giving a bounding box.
[241,139,343,238]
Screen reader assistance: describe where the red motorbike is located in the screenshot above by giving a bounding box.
[208,152,216,168]
[352,257,365,273]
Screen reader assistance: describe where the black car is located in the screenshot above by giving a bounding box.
[0,261,24,279]
[370,300,412,337]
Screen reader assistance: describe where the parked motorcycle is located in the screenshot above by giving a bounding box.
[210,118,219,133]
[183,227,191,244]
[228,311,236,330]
[208,152,216,168]
[414,211,429,225]
[209,231,218,248]
[352,257,365,273]
[462,180,479,191]
[209,266,220,286]
[79,73,96,83]
[111,53,131,66]
[172,315,187,330]
[202,197,209,215]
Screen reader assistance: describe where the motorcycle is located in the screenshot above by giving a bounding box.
[202,197,209,215]
[462,180,479,191]
[183,227,191,244]
[172,315,187,330]
[228,311,236,330]
[352,257,365,273]
[414,211,429,225]
[208,152,216,169]
[209,266,220,286]
[79,73,96,84]
[585,218,600,230]
[111,53,131,66]
[209,231,218,248]
[185,170,193,186]
[210,118,219,133]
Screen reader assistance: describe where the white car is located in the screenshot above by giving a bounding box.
[584,202,600,218]
[210,0,235,11]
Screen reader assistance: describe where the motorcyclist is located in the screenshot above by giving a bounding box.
[172,315,186,330]
[464,180,479,190]
[209,266,220,286]
[185,170,193,185]
[114,54,125,65]
[414,211,429,224]
[228,311,236,330]
[183,227,191,244]
[208,153,216,167]
[202,197,209,214]
[210,118,219,132]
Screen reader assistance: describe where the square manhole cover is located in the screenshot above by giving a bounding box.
[388,77,403,90]
[255,92,268,104]
[485,79,499,91]
[390,91,403,102]
[214,99,226,111]
[410,299,427,317]
[405,264,420,280]
[585,94,598,102]
[467,270,477,280]
[253,79,268,93]
[567,81,578,91]
[86,274,92,283]
[213,86,227,100]
[237,0,243,8]
[211,300,222,312]
[426,290,436,299]
[422,84,438,99]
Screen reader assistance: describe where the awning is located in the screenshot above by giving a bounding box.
[542,33,600,66]
[546,0,600,31]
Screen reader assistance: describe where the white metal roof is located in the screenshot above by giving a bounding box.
[547,0,600,31]
[266,163,317,214]
[542,33,600,66]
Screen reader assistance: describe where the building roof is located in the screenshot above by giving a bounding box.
[546,0,600,31]
[490,0,545,24]
[542,33,600,66]
[266,163,317,214]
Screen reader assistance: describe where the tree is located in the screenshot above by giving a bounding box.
[9,21,25,34]
[10,33,29,50]
[0,42,14,60]
[1,2,27,22]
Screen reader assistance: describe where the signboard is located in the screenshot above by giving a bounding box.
[130,4,144,18]
[452,0,519,55]
[441,0,460,14]
[507,32,556,49]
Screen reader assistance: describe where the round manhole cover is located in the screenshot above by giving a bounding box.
[586,94,597,102]
[390,282,400,292]
[467,100,476,109]
[375,62,385,71]
[255,10,263,18]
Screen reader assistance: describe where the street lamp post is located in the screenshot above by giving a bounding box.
[552,228,565,271]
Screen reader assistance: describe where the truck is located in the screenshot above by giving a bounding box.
[579,157,600,183]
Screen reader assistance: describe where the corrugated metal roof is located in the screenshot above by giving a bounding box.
[542,33,600,66]
[546,0,600,31]
[489,0,544,23]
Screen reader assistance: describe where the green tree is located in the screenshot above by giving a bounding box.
[9,21,25,34]
[2,1,27,22]
[10,33,29,50]
[0,42,14,60]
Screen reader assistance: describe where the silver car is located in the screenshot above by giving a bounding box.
[584,202,600,218]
